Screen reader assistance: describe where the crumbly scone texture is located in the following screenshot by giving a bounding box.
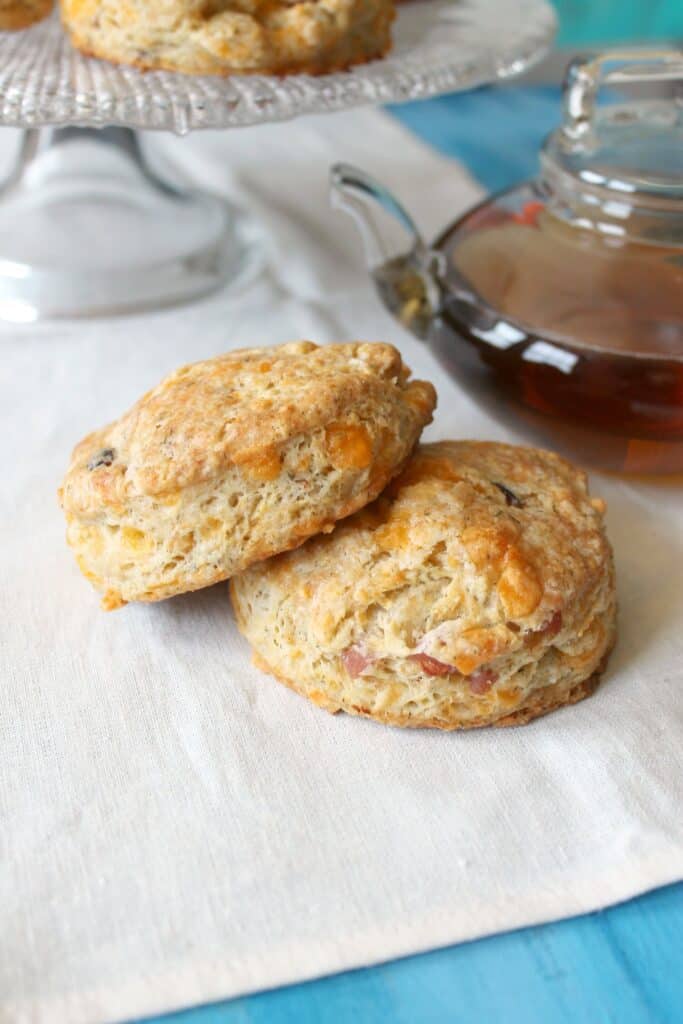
[59,0,394,75]
[231,441,617,729]
[0,0,52,29]
[59,341,436,610]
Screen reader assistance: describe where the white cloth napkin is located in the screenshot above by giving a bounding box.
[1,109,682,1024]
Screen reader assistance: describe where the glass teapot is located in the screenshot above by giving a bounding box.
[331,50,683,476]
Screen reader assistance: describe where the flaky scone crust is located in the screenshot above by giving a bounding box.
[0,0,52,29]
[59,0,394,76]
[59,341,436,609]
[245,652,609,730]
[231,441,617,730]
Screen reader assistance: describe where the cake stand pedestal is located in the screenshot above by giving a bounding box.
[0,125,254,320]
[0,0,555,321]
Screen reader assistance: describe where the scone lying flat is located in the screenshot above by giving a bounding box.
[59,341,435,610]
[231,441,617,730]
[60,0,394,75]
[0,0,52,29]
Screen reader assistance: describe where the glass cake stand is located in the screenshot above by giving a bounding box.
[0,0,555,320]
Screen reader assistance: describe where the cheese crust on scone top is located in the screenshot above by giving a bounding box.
[59,0,395,75]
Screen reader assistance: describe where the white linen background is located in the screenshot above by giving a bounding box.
[1,109,682,1024]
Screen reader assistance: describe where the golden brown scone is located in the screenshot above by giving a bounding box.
[0,0,52,29]
[231,441,617,730]
[59,341,436,610]
[59,0,394,76]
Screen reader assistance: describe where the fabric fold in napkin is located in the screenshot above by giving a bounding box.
[1,109,682,1024]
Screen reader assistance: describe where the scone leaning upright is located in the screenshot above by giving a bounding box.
[0,0,52,29]
[59,341,435,610]
[59,0,394,76]
[231,441,617,729]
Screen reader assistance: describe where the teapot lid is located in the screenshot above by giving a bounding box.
[541,51,683,208]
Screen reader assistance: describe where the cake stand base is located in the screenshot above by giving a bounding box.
[0,126,258,321]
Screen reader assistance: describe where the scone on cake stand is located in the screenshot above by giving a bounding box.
[0,0,555,320]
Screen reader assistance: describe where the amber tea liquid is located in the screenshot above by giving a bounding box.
[435,209,683,475]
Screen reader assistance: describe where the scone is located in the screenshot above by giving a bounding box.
[231,441,617,730]
[59,0,394,76]
[0,0,52,29]
[59,341,435,610]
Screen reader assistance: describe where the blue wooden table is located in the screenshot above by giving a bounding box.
[145,883,683,1023]
[141,10,683,1022]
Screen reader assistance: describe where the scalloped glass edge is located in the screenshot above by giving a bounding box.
[0,0,556,133]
